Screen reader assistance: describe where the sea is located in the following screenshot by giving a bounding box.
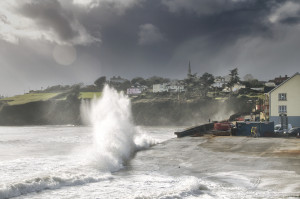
[0,86,299,199]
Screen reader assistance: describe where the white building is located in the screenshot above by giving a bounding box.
[153,83,169,93]
[265,82,276,87]
[212,76,226,88]
[127,84,147,95]
[268,72,300,127]
[127,87,142,95]
[153,83,185,93]
[167,83,185,93]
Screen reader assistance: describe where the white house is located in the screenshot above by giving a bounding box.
[212,76,226,88]
[153,83,169,93]
[265,82,276,87]
[167,83,185,93]
[153,83,185,93]
[268,72,300,127]
[127,84,147,95]
[127,87,142,95]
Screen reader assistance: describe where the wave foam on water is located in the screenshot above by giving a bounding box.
[0,173,112,199]
[133,175,210,199]
[81,85,157,172]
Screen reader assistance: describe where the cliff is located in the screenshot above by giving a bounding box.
[0,96,253,126]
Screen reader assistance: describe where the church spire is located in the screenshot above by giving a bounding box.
[188,61,191,76]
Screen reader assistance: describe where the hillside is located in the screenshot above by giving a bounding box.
[0,92,102,106]
[0,88,262,126]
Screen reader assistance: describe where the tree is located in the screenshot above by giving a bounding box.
[199,72,215,97]
[118,80,131,92]
[131,77,146,85]
[145,76,170,87]
[244,79,263,88]
[66,85,80,110]
[94,76,106,90]
[183,72,200,96]
[243,74,254,82]
[227,68,240,91]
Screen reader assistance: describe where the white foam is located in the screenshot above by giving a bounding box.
[133,175,210,199]
[81,85,157,172]
[0,173,112,199]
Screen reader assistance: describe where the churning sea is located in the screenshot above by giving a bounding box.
[1,86,299,198]
[0,125,194,199]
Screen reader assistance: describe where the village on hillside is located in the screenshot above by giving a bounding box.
[0,62,299,132]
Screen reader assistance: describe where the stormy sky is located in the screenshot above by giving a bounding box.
[1,0,300,96]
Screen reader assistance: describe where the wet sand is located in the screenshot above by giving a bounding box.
[129,135,300,197]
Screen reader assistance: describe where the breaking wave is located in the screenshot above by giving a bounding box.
[0,86,159,199]
[0,174,111,199]
[81,85,157,172]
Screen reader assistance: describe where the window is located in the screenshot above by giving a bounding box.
[278,93,287,101]
[278,105,287,113]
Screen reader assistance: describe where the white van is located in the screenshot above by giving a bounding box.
[274,124,292,134]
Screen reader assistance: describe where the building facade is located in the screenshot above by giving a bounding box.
[153,83,169,93]
[268,73,300,127]
[212,76,226,88]
[152,83,185,93]
[127,87,142,95]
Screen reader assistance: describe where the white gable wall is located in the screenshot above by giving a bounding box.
[269,73,300,126]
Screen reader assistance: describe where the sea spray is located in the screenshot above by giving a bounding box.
[83,85,157,172]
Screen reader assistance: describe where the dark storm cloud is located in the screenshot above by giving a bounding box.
[19,0,77,41]
[161,0,251,16]
[73,0,279,77]
[1,0,300,96]
[280,16,300,24]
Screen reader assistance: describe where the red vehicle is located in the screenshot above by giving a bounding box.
[214,122,232,131]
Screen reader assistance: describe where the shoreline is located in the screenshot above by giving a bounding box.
[130,135,300,195]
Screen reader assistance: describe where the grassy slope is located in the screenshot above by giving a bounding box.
[0,92,102,105]
[79,92,101,99]
[0,93,61,105]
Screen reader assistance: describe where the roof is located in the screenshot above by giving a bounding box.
[268,72,300,94]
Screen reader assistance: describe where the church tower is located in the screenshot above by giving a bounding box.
[188,61,191,76]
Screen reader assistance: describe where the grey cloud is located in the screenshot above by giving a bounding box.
[20,0,77,41]
[161,0,249,16]
[0,15,9,24]
[1,0,300,96]
[268,1,300,24]
[279,16,300,24]
[138,23,164,45]
[16,0,99,45]
[72,0,144,15]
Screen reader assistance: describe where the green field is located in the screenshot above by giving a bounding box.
[79,92,101,99]
[0,92,102,105]
[0,93,61,105]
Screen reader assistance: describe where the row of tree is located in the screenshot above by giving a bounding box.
[93,68,240,97]
[37,67,262,96]
[94,76,170,92]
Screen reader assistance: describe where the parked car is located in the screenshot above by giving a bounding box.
[287,127,300,137]
[274,124,292,134]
